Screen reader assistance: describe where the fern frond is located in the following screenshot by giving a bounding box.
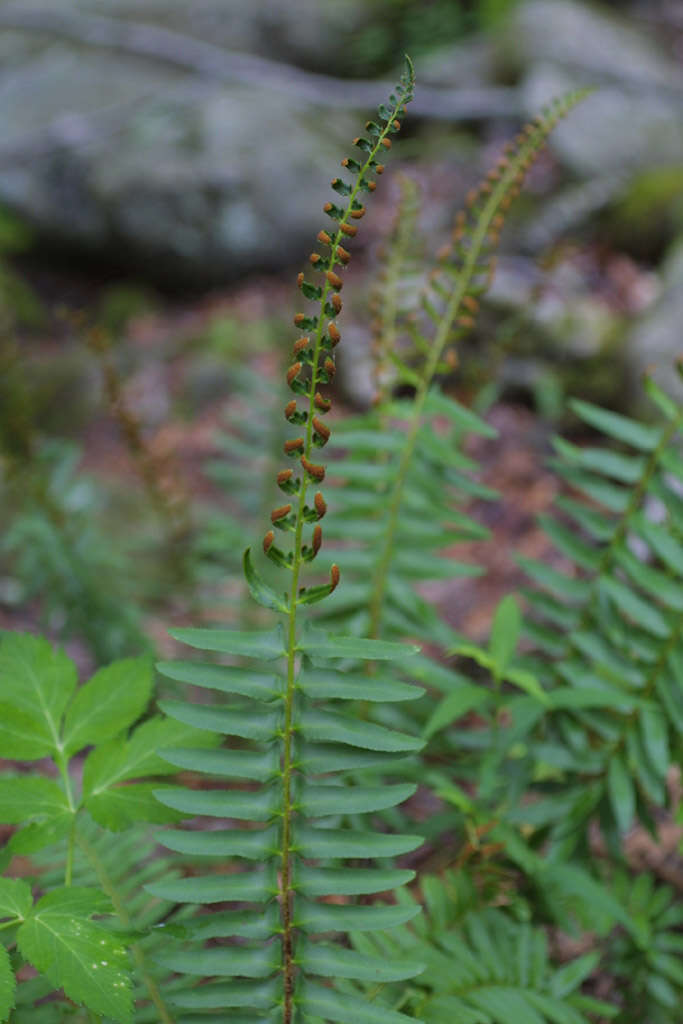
[519,375,683,848]
[347,872,618,1024]
[150,59,426,1024]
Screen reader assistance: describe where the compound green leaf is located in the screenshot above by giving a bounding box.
[0,878,32,921]
[85,784,186,831]
[61,657,153,756]
[0,632,76,750]
[17,888,132,1023]
[0,705,54,761]
[169,626,285,660]
[82,716,220,796]
[0,778,69,824]
[0,943,14,1022]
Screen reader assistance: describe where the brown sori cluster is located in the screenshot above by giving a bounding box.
[428,107,568,365]
[261,101,411,580]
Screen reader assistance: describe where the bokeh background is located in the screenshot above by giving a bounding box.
[1,0,682,667]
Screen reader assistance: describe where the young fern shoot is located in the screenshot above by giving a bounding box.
[152,59,426,1024]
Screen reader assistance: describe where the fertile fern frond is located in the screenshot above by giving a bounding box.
[149,59,427,1024]
[519,371,683,850]
[317,90,589,648]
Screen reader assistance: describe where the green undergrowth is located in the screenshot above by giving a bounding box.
[1,59,682,1024]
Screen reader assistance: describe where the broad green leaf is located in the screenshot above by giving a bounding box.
[0,704,54,760]
[160,825,278,859]
[550,951,601,998]
[0,878,32,921]
[159,745,279,782]
[169,626,285,660]
[468,987,547,1024]
[0,943,14,1022]
[155,785,279,821]
[0,778,69,823]
[146,870,274,905]
[297,898,421,933]
[489,596,522,675]
[85,783,187,831]
[297,866,414,896]
[17,888,132,1023]
[300,709,423,752]
[61,657,153,756]
[301,942,423,981]
[423,686,491,738]
[569,399,661,450]
[159,700,281,740]
[299,782,416,817]
[156,661,280,702]
[156,944,279,978]
[7,814,73,855]
[0,632,76,750]
[82,716,220,797]
[607,754,635,833]
[242,548,288,613]
[300,979,417,1024]
[298,633,419,661]
[295,825,422,860]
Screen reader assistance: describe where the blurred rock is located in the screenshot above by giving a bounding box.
[501,1,683,176]
[0,6,364,284]
[628,238,683,402]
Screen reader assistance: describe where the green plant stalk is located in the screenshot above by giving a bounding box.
[367,98,586,637]
[76,828,175,1024]
[279,92,410,1024]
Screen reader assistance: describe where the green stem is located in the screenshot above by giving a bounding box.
[278,100,408,1024]
[75,829,176,1024]
[366,136,536,638]
[55,752,77,887]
